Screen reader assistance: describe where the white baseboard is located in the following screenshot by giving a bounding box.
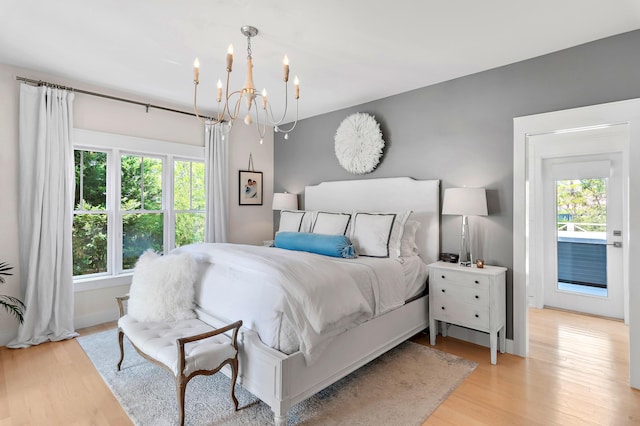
[74,307,120,330]
[445,324,491,347]
[442,324,516,355]
[506,337,514,354]
[1,308,118,347]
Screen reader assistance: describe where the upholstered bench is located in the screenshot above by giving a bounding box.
[116,295,242,426]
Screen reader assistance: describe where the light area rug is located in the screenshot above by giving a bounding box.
[78,328,477,426]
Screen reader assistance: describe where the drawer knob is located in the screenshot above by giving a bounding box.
[475,295,479,299]
[441,289,446,293]
[441,275,446,279]
[475,314,479,318]
[441,306,445,310]
[474,280,479,284]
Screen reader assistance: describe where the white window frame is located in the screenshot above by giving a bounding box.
[73,129,204,292]
[73,148,112,278]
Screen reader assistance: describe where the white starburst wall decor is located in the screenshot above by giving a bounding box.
[334,112,385,174]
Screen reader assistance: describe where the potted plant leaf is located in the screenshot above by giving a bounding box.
[0,261,25,324]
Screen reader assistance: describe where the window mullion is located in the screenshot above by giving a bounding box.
[140,156,145,210]
[166,155,174,252]
[189,161,194,211]
[79,150,84,208]
[113,149,123,275]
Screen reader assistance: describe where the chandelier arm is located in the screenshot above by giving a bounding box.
[216,101,223,122]
[273,101,299,133]
[264,83,290,126]
[192,83,208,124]
[251,97,267,140]
[220,72,241,122]
[229,90,244,121]
[222,90,244,122]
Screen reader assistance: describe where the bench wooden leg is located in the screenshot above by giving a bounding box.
[230,357,239,411]
[116,329,125,371]
[176,377,187,426]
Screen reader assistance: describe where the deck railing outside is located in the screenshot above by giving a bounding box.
[557,222,606,233]
[557,221,607,289]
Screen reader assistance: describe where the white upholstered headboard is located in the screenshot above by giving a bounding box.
[305,177,440,265]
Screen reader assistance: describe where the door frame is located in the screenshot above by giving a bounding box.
[513,98,640,390]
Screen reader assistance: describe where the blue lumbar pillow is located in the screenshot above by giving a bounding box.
[274,232,357,259]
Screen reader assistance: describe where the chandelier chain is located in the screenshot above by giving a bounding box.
[246,35,252,60]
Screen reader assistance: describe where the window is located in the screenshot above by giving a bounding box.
[73,150,108,276]
[72,129,206,288]
[121,154,164,270]
[174,160,205,248]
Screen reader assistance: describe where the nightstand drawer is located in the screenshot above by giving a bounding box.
[431,269,490,291]
[431,299,490,331]
[431,282,489,307]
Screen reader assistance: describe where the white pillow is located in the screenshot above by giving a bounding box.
[400,220,421,257]
[350,211,412,258]
[128,250,198,322]
[311,212,352,235]
[278,210,307,232]
[388,211,412,258]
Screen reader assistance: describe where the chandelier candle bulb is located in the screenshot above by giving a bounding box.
[294,76,300,99]
[262,89,267,109]
[193,58,200,84]
[216,79,222,102]
[226,44,233,72]
[283,55,290,82]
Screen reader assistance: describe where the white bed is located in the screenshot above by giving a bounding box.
[193,177,440,425]
[181,243,427,360]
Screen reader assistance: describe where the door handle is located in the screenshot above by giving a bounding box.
[606,241,622,248]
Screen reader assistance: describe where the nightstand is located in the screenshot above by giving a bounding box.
[428,261,507,365]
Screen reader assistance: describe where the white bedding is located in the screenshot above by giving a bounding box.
[174,243,427,363]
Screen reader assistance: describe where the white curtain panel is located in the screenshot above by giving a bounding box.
[8,85,78,348]
[204,122,230,243]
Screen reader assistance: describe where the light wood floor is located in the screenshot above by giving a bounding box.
[418,308,640,425]
[1,309,638,425]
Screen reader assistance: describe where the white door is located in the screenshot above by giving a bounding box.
[542,152,624,319]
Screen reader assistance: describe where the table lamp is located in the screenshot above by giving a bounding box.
[272,192,298,211]
[442,187,488,266]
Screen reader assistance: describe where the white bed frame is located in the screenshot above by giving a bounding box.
[203,177,440,425]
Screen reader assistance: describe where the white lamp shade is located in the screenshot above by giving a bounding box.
[442,187,488,216]
[272,192,298,211]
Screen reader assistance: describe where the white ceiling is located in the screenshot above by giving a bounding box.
[2,0,640,123]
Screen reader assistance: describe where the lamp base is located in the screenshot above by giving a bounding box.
[458,215,473,268]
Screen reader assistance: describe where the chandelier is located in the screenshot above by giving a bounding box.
[192,25,299,142]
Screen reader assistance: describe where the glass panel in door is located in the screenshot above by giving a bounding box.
[556,178,607,297]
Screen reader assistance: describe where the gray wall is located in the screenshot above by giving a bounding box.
[274,30,640,338]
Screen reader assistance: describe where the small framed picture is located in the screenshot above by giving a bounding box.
[239,170,263,205]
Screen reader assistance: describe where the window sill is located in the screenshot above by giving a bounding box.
[74,273,133,293]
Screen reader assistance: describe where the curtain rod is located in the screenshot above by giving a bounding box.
[16,75,213,120]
